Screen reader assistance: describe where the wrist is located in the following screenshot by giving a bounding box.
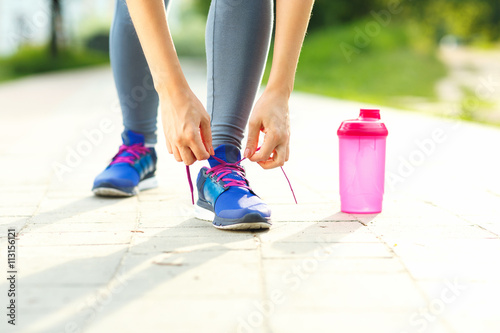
[152,63,190,99]
[156,78,191,102]
[263,81,292,100]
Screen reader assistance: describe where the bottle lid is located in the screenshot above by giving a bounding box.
[337,109,388,137]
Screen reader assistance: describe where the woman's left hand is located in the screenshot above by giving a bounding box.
[244,89,290,169]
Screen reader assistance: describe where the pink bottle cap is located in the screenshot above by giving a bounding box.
[337,109,388,137]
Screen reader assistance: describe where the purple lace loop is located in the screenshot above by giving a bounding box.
[207,155,251,190]
[185,149,297,205]
[110,144,150,165]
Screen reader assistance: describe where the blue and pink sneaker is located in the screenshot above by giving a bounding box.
[195,144,272,230]
[92,130,157,197]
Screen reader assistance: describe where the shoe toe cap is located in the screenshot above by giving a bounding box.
[93,165,140,189]
[215,191,271,220]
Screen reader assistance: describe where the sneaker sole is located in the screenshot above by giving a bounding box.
[93,177,158,197]
[194,205,271,230]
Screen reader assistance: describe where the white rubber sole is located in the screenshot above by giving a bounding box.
[215,222,271,230]
[194,204,215,221]
[138,177,158,191]
[194,205,271,230]
[93,187,133,197]
[93,177,158,197]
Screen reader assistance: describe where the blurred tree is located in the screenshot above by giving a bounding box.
[409,0,500,42]
[308,0,386,30]
[192,0,500,43]
[50,0,63,58]
[192,0,210,15]
[192,0,385,29]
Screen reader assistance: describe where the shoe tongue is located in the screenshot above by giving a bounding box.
[122,130,145,146]
[113,130,146,162]
[208,144,241,167]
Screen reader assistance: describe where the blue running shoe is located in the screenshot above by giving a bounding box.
[92,130,157,197]
[195,144,271,230]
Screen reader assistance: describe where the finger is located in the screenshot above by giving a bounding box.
[244,120,260,159]
[257,156,280,169]
[200,116,214,156]
[258,145,286,169]
[179,146,197,166]
[173,146,182,162]
[273,144,287,166]
[189,130,211,161]
[285,138,290,162]
[166,139,173,155]
[257,160,277,170]
[249,132,277,162]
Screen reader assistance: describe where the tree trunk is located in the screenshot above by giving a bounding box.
[50,0,62,58]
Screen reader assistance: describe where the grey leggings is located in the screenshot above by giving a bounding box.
[110,0,273,148]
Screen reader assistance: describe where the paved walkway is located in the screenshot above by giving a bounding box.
[414,46,500,124]
[1,62,499,333]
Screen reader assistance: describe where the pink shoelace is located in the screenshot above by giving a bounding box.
[204,155,252,190]
[110,144,150,165]
[185,151,297,205]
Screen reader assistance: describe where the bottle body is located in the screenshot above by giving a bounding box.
[337,109,388,214]
[339,136,386,213]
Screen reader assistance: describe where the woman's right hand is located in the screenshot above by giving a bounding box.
[160,89,214,165]
[123,0,213,165]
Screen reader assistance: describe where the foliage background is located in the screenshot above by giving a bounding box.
[2,0,500,124]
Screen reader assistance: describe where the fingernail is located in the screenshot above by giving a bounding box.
[210,146,215,155]
[244,148,251,158]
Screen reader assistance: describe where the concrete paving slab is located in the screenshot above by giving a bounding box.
[1,64,500,333]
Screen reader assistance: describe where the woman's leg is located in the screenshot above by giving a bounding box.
[110,0,171,145]
[206,0,273,149]
[93,0,171,197]
[195,0,274,229]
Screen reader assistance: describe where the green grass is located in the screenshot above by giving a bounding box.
[0,45,109,83]
[264,20,448,108]
[459,85,497,122]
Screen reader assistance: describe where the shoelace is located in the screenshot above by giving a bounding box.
[205,155,251,189]
[185,151,297,205]
[110,144,150,165]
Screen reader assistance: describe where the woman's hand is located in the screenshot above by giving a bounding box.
[124,0,213,165]
[244,89,290,169]
[161,89,214,165]
[243,0,313,169]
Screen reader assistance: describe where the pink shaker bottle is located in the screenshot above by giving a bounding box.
[337,109,388,213]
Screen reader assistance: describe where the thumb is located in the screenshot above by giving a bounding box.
[245,121,260,159]
[200,116,214,156]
